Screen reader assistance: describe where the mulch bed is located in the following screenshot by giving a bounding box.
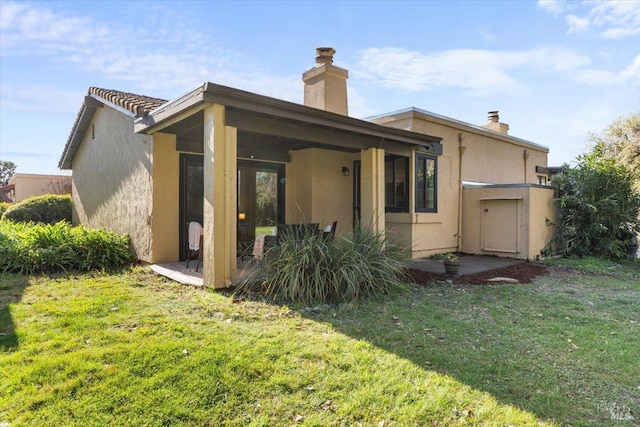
[406,262,549,285]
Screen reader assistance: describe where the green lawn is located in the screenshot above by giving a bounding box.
[1,260,638,426]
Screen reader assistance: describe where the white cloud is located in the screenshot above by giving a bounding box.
[575,54,640,86]
[355,47,591,96]
[0,1,303,110]
[537,0,567,16]
[566,14,590,33]
[0,1,110,54]
[539,0,640,39]
[0,84,84,114]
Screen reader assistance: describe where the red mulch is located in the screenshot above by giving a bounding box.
[406,262,549,285]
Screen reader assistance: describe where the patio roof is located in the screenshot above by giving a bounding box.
[134,82,443,157]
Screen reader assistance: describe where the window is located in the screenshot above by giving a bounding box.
[385,156,408,212]
[415,154,437,212]
[537,175,547,185]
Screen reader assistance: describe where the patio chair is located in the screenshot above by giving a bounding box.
[323,221,338,240]
[187,221,203,272]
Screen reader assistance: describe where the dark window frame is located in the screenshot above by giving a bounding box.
[415,153,438,213]
[385,155,409,213]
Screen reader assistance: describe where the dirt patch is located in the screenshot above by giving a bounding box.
[406,262,549,285]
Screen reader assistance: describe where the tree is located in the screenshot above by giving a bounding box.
[0,160,17,186]
[547,147,640,259]
[44,176,72,195]
[589,112,640,192]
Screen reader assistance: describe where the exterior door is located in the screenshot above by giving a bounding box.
[179,154,204,261]
[482,199,519,253]
[237,160,285,242]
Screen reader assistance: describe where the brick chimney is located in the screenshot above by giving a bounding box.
[482,111,509,134]
[302,47,349,115]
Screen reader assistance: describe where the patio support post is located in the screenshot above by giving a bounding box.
[360,147,385,234]
[203,103,238,288]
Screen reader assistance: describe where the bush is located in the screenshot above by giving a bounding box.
[2,194,72,224]
[0,220,135,274]
[237,224,410,305]
[0,202,10,217]
[546,150,640,259]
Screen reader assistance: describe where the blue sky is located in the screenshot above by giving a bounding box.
[1,0,638,175]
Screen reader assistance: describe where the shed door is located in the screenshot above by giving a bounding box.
[482,199,519,253]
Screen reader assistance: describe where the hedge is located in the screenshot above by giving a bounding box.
[2,194,72,224]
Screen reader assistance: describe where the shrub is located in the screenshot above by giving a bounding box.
[546,149,640,259]
[2,194,72,224]
[237,224,410,305]
[0,220,135,274]
[0,202,10,217]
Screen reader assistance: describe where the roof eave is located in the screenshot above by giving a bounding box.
[369,107,550,153]
[58,96,104,170]
[135,82,442,147]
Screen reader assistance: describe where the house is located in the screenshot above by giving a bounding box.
[0,173,71,203]
[59,47,556,289]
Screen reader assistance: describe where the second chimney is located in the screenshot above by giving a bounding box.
[302,47,349,115]
[482,111,509,134]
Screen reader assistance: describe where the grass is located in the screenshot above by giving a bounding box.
[1,259,638,426]
[255,226,276,236]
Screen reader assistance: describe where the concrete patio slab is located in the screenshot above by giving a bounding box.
[406,255,523,276]
[150,262,203,287]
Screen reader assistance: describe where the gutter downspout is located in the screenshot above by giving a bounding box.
[523,149,530,183]
[456,133,466,252]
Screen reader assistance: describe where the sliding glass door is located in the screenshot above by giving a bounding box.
[179,154,203,261]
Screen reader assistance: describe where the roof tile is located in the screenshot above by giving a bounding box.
[89,87,167,117]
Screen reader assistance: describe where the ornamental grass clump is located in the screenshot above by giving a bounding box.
[238,224,410,305]
[0,220,135,274]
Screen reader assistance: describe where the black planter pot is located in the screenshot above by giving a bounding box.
[443,260,461,275]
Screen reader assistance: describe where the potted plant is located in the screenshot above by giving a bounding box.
[442,252,461,275]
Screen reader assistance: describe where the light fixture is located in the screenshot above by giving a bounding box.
[342,166,350,176]
[238,212,246,221]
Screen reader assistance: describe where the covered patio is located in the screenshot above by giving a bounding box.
[135,82,442,289]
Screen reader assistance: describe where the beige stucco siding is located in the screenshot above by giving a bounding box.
[528,185,557,258]
[71,106,154,261]
[461,185,555,260]
[372,110,548,185]
[371,109,550,259]
[286,148,354,234]
[385,150,459,258]
[150,132,180,263]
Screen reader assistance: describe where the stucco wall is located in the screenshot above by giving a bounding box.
[9,173,71,202]
[385,149,459,258]
[528,185,557,258]
[151,132,180,263]
[371,109,550,259]
[461,184,555,260]
[371,110,548,185]
[286,148,354,234]
[71,106,154,262]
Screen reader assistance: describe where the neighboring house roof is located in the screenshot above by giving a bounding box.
[58,87,167,169]
[536,165,565,175]
[368,107,550,153]
[0,183,15,202]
